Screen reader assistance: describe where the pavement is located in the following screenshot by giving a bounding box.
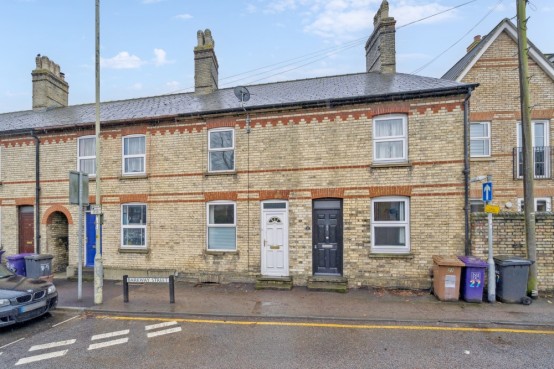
[52,276,554,327]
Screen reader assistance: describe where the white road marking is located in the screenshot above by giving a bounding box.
[0,338,25,350]
[87,338,129,351]
[91,329,130,341]
[145,321,178,331]
[15,350,68,366]
[52,315,80,327]
[147,327,182,338]
[29,339,76,352]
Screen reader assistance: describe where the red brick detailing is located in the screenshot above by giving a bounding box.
[311,188,345,199]
[412,160,464,166]
[368,186,413,197]
[206,117,239,129]
[89,196,96,204]
[258,190,291,200]
[15,198,35,206]
[121,125,148,136]
[41,205,74,225]
[372,102,410,117]
[414,102,462,115]
[204,192,239,201]
[471,110,554,122]
[119,194,148,203]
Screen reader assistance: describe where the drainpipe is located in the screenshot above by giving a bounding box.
[31,130,41,254]
[463,88,474,256]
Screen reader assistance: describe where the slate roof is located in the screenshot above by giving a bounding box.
[0,72,472,135]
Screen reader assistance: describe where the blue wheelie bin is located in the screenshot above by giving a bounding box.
[6,253,35,276]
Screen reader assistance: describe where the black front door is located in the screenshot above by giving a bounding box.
[313,199,343,275]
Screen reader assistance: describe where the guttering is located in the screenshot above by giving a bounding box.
[30,130,41,254]
[463,88,474,256]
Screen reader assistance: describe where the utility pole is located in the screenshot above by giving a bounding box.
[94,0,104,304]
[516,0,538,297]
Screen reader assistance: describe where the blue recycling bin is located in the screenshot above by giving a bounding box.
[6,253,35,276]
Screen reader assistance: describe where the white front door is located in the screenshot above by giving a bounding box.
[261,201,289,277]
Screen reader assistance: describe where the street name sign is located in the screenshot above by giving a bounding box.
[484,204,500,214]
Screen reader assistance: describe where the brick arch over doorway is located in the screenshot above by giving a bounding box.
[42,205,74,225]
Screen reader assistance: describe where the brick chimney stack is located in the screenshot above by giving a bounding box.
[194,29,219,95]
[31,55,69,110]
[467,35,482,53]
[365,0,396,74]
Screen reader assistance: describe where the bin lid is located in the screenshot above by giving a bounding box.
[6,253,35,261]
[24,254,53,261]
[432,255,465,267]
[493,255,534,266]
[458,256,488,268]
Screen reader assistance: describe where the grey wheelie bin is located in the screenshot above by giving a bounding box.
[24,254,54,279]
[494,255,534,304]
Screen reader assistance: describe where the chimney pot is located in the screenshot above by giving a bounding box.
[194,29,219,95]
[365,0,396,74]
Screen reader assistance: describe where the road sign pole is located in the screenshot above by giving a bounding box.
[486,174,496,303]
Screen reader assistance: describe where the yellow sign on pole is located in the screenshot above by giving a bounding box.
[485,204,501,214]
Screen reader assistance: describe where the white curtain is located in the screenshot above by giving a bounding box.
[375,119,403,138]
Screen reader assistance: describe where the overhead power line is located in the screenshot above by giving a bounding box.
[166,0,482,94]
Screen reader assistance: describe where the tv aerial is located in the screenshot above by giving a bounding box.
[234,86,250,104]
[233,86,251,133]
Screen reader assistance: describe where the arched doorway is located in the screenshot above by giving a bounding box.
[45,211,69,273]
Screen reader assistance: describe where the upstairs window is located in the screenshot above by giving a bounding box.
[121,204,147,248]
[371,197,410,253]
[373,115,407,163]
[78,136,96,176]
[470,122,491,157]
[122,135,146,175]
[208,129,235,172]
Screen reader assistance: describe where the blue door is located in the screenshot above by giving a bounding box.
[85,213,96,267]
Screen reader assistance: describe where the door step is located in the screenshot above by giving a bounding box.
[68,267,95,282]
[255,276,293,290]
[307,276,348,293]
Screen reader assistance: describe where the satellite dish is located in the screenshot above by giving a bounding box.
[234,86,250,103]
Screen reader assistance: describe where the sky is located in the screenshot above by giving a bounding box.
[0,0,552,114]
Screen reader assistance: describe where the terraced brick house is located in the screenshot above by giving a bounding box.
[443,18,554,291]
[0,1,479,290]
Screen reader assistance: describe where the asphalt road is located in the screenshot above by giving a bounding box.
[1,311,553,368]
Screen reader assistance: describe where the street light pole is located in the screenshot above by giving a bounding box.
[94,0,104,305]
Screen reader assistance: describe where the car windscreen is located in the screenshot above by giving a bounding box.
[0,264,15,278]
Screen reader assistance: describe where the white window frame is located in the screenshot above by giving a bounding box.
[122,134,146,175]
[206,201,237,251]
[516,120,550,178]
[208,128,235,172]
[517,197,551,212]
[77,135,96,177]
[371,196,410,253]
[373,114,408,163]
[470,122,491,157]
[121,203,147,249]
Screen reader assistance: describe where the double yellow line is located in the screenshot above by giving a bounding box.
[95,315,554,335]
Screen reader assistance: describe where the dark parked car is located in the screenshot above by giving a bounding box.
[0,263,58,327]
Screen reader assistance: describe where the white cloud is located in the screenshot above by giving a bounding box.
[101,52,144,69]
[142,0,164,4]
[245,4,257,13]
[153,48,173,66]
[175,13,193,20]
[131,83,143,90]
[165,81,180,91]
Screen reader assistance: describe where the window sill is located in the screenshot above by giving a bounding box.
[368,252,414,259]
[205,250,239,256]
[119,174,148,180]
[119,248,149,254]
[204,171,237,177]
[370,161,412,169]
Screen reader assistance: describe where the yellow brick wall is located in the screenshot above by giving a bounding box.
[0,96,469,289]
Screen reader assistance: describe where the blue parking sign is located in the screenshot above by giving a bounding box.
[482,182,493,202]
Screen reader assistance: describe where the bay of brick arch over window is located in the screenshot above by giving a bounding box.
[42,205,74,225]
